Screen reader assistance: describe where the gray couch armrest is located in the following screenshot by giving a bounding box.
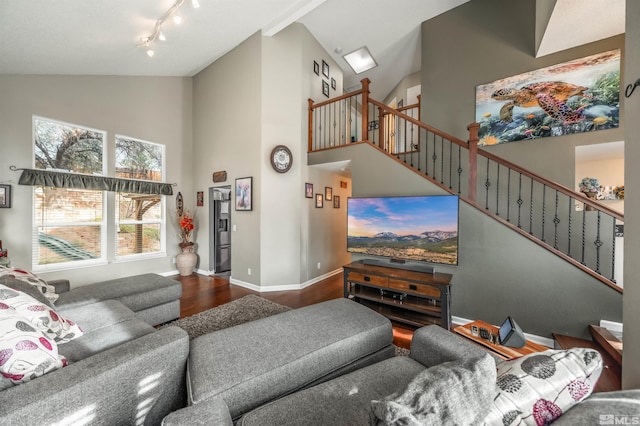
[409,325,499,367]
[553,389,640,425]
[163,398,233,426]
[48,278,70,293]
[0,326,189,425]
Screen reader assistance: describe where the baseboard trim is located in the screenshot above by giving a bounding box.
[452,316,554,348]
[599,319,623,333]
[230,268,343,293]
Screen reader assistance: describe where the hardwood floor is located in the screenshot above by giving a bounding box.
[171,272,413,349]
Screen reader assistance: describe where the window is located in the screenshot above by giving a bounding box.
[31,118,167,271]
[33,117,106,269]
[115,135,165,258]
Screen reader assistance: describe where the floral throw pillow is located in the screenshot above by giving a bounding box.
[0,284,83,343]
[484,348,603,426]
[0,303,67,384]
[0,267,59,304]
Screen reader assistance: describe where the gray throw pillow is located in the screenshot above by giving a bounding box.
[0,276,55,309]
[370,353,496,426]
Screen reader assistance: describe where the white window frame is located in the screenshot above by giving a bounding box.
[114,134,167,262]
[31,116,108,272]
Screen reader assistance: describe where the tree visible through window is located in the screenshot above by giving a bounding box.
[115,136,164,257]
[33,117,105,267]
[32,117,167,270]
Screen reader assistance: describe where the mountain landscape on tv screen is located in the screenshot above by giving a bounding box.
[347,230,458,264]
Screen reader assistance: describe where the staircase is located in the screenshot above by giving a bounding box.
[308,78,623,293]
[553,326,623,392]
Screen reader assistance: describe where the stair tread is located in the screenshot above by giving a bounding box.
[589,325,623,365]
[553,333,621,393]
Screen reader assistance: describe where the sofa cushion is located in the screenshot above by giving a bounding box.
[0,304,67,384]
[371,353,496,426]
[0,284,83,343]
[552,389,640,425]
[0,267,58,305]
[188,298,393,419]
[484,348,603,426]
[56,300,155,362]
[239,356,426,426]
[55,273,182,313]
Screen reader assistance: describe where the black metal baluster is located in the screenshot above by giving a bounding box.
[448,141,453,189]
[611,220,616,282]
[529,179,534,235]
[517,174,523,229]
[553,190,560,249]
[484,158,490,210]
[495,163,500,215]
[581,208,586,265]
[541,184,546,242]
[332,102,337,146]
[506,169,511,222]
[594,211,603,274]
[440,136,444,184]
[567,196,573,258]
[431,133,437,179]
[457,146,462,195]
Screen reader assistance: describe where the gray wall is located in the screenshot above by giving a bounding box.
[421,0,624,189]
[623,0,640,390]
[193,24,347,288]
[310,143,621,340]
[0,75,193,286]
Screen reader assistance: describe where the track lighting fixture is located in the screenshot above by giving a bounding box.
[137,0,199,57]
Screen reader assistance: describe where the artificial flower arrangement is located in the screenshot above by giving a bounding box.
[613,185,624,200]
[579,177,600,195]
[178,210,195,249]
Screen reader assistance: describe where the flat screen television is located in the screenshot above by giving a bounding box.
[347,195,459,266]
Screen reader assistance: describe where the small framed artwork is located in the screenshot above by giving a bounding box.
[333,195,340,209]
[322,60,329,78]
[305,182,313,198]
[340,180,348,189]
[313,61,319,76]
[325,186,332,200]
[315,194,323,208]
[322,80,329,98]
[235,177,253,211]
[196,191,204,207]
[331,77,336,90]
[0,184,11,208]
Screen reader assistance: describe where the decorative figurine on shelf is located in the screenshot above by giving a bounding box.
[614,185,625,200]
[579,177,600,199]
[0,240,9,267]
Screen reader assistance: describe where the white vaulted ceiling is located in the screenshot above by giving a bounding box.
[0,0,625,100]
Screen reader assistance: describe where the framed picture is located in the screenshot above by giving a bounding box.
[0,184,11,208]
[235,177,253,211]
[315,194,323,208]
[305,182,313,198]
[196,191,204,207]
[325,186,332,200]
[322,60,329,78]
[475,49,620,145]
[322,80,329,98]
[331,77,336,90]
[313,61,319,76]
[333,195,340,209]
[340,180,348,189]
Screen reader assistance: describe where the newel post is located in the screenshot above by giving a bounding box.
[361,78,371,143]
[308,98,314,153]
[467,122,480,203]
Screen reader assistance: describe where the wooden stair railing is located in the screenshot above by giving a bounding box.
[309,79,623,293]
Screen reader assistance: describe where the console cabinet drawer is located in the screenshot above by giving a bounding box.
[388,279,440,298]
[347,272,388,287]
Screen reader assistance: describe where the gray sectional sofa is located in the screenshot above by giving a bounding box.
[2,272,638,425]
[0,272,187,425]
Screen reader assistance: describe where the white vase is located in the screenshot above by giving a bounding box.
[176,245,197,276]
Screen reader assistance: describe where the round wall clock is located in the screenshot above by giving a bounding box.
[270,145,293,173]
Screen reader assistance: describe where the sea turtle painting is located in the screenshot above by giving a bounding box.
[491,81,589,123]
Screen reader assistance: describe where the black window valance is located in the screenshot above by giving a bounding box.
[16,168,174,196]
